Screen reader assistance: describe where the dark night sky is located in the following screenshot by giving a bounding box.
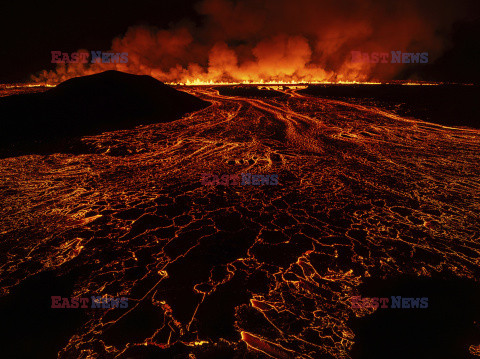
[0,0,200,83]
[0,0,479,84]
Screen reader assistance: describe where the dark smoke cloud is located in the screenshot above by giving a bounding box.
[33,0,478,83]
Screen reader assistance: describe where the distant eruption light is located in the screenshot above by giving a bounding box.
[29,0,474,86]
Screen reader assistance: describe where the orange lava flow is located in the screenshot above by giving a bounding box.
[0,85,479,358]
[241,331,296,359]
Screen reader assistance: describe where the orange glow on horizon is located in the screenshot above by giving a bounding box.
[10,78,451,88]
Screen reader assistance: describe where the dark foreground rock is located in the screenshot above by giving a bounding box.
[0,71,210,157]
[349,275,480,359]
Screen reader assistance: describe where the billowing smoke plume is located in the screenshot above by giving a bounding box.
[32,0,473,84]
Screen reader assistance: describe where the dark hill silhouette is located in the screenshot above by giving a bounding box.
[0,71,210,157]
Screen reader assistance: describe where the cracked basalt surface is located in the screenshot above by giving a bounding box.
[0,85,479,358]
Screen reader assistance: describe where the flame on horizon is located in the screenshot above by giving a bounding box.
[31,0,474,85]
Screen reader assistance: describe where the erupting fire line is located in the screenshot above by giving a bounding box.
[7,80,453,88]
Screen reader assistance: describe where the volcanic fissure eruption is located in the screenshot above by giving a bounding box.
[1,0,480,358]
[32,0,478,85]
